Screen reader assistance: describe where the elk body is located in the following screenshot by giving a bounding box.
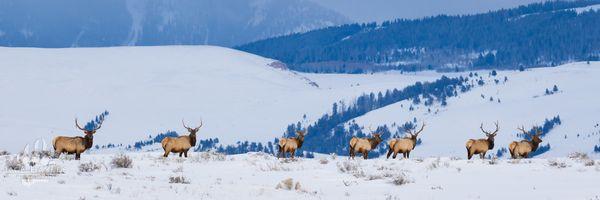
[161,120,202,158]
[509,127,543,159]
[387,123,425,159]
[53,118,104,160]
[278,130,306,159]
[465,122,498,160]
[349,133,382,159]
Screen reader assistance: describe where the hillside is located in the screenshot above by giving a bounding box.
[0,46,443,153]
[0,0,349,47]
[237,0,600,73]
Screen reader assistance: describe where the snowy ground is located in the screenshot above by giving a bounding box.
[1,152,600,200]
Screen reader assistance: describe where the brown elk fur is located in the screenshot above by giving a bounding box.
[53,118,103,160]
[509,127,543,159]
[466,122,498,160]
[162,120,202,158]
[349,133,382,159]
[387,123,425,159]
[278,130,306,159]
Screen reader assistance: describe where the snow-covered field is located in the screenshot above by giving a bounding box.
[1,152,599,200]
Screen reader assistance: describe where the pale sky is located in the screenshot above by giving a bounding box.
[309,0,546,22]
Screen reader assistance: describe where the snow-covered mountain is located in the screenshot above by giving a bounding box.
[0,0,349,47]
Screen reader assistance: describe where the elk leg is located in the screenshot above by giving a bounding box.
[386,149,393,159]
[523,153,529,158]
[467,150,473,160]
[75,153,81,160]
[406,151,410,159]
[184,151,188,158]
[363,151,368,159]
[163,151,169,157]
[480,152,486,159]
[291,150,296,159]
[393,152,398,159]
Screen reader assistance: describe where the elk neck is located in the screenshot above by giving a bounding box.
[189,133,197,146]
[487,137,495,149]
[83,134,94,150]
[369,137,381,148]
[295,135,304,149]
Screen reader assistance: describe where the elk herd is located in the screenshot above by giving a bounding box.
[51,117,543,161]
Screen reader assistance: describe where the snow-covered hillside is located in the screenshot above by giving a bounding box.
[0,46,442,153]
[1,152,599,199]
[352,62,600,158]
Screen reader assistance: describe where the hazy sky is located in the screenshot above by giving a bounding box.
[309,0,546,22]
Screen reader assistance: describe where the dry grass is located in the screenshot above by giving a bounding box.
[169,175,190,184]
[111,154,133,168]
[5,157,24,170]
[391,173,413,186]
[42,164,64,176]
[79,162,103,172]
[548,160,568,168]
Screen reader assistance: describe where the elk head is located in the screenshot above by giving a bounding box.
[518,126,543,144]
[182,119,203,146]
[479,122,500,142]
[295,130,307,141]
[75,118,104,149]
[405,123,425,142]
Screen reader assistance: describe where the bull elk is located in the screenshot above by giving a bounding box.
[161,120,202,158]
[465,122,498,160]
[386,123,425,159]
[52,118,104,160]
[349,130,382,159]
[277,130,306,159]
[509,126,543,159]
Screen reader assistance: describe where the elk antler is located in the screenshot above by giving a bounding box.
[414,123,426,136]
[517,126,532,137]
[195,119,203,130]
[182,119,191,130]
[481,122,499,136]
[92,118,104,131]
[75,118,86,131]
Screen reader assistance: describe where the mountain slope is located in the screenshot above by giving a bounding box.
[348,62,600,158]
[0,46,444,153]
[237,0,600,73]
[0,0,349,47]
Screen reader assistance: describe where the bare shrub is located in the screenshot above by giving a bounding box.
[583,159,595,166]
[319,158,329,165]
[0,150,9,156]
[111,154,133,168]
[336,160,365,178]
[5,157,24,170]
[276,178,295,190]
[548,160,568,168]
[276,178,304,192]
[42,164,64,176]
[568,152,589,160]
[79,162,103,172]
[200,151,226,161]
[391,173,413,186]
[169,175,190,184]
[30,151,52,159]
